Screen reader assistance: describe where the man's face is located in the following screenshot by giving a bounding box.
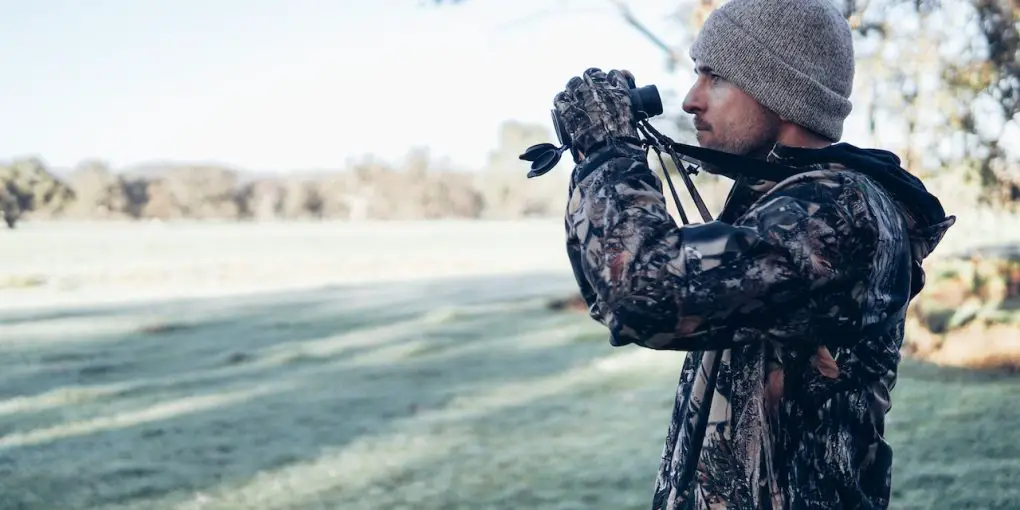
[681,65,781,158]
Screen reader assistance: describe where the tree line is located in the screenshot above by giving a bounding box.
[7,0,1020,229]
[0,121,575,228]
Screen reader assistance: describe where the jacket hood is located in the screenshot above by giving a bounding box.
[768,142,958,299]
[769,142,957,262]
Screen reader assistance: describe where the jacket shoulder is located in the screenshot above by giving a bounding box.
[740,167,864,225]
[750,166,903,228]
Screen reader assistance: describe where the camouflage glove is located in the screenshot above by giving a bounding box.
[553,68,642,159]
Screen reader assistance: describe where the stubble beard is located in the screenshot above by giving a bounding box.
[695,117,781,179]
[711,120,779,160]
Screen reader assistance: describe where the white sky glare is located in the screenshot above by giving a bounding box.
[0,0,884,172]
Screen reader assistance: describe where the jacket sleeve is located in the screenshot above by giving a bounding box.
[564,143,870,351]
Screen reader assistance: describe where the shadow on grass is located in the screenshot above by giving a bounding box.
[0,271,573,397]
[2,271,1019,509]
[0,270,640,509]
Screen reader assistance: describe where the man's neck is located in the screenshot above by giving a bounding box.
[776,125,832,149]
[745,128,832,162]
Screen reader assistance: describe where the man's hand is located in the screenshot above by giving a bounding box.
[553,68,641,158]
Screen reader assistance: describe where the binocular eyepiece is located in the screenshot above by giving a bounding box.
[629,84,664,122]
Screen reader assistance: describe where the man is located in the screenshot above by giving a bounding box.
[552,0,956,508]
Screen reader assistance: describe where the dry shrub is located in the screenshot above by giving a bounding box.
[906,246,1020,370]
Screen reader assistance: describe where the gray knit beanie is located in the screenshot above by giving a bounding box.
[690,0,855,141]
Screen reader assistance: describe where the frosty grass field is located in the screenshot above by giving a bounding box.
[1,219,1019,509]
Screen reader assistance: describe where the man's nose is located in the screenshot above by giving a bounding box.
[682,84,703,115]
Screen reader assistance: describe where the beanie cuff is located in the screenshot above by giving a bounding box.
[690,10,853,142]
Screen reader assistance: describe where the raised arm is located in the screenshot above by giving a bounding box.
[564,143,869,351]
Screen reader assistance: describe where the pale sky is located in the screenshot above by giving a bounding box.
[2,0,974,174]
[0,0,706,172]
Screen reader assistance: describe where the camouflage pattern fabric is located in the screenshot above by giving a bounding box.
[553,69,643,158]
[555,68,954,509]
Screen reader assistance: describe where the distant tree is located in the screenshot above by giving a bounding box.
[136,165,242,220]
[64,160,148,219]
[838,0,1020,207]
[0,185,20,228]
[0,157,75,228]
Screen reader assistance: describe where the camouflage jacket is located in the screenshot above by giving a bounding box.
[564,140,955,509]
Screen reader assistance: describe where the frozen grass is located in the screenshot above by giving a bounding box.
[0,220,1019,509]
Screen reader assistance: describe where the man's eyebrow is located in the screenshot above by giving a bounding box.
[694,65,714,75]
